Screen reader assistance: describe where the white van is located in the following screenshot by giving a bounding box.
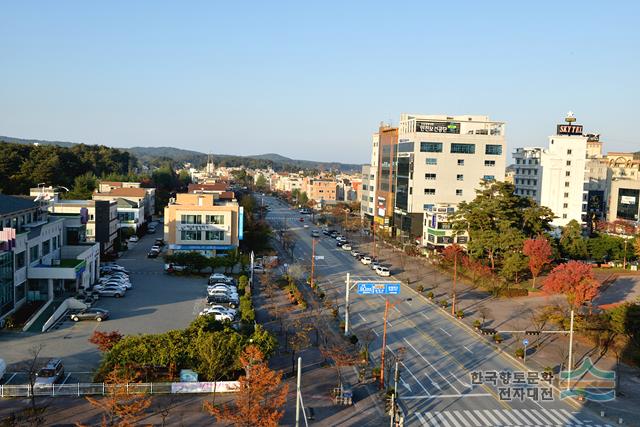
[0,358,7,382]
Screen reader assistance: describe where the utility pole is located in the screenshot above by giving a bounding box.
[372,222,376,259]
[344,273,350,336]
[295,356,302,427]
[391,360,399,427]
[310,237,316,288]
[380,298,390,389]
[451,250,458,316]
[567,309,574,391]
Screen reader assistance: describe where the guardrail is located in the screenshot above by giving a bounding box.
[0,381,239,398]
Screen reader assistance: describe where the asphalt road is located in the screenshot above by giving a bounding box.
[263,196,614,427]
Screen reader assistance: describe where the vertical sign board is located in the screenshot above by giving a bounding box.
[238,206,244,240]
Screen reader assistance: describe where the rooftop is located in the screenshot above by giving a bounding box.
[0,194,37,216]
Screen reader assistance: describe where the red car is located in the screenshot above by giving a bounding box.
[299,217,304,222]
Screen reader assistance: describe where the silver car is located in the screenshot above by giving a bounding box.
[34,359,65,388]
[96,287,125,298]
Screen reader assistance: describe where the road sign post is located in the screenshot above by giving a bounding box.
[522,338,529,364]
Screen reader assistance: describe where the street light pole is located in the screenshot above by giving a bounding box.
[451,250,458,316]
[567,309,575,391]
[310,237,316,288]
[380,298,390,389]
[391,360,399,427]
[295,356,302,427]
[344,273,350,336]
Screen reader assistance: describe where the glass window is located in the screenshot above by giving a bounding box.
[424,173,437,180]
[180,230,202,241]
[180,215,202,224]
[205,215,225,225]
[423,204,434,211]
[484,160,495,167]
[397,142,414,152]
[567,149,572,155]
[15,252,25,269]
[0,252,14,317]
[29,246,39,263]
[420,142,443,153]
[456,174,464,181]
[42,240,50,256]
[456,189,463,196]
[485,145,503,155]
[457,159,465,166]
[450,143,475,154]
[424,189,436,195]
[565,171,571,177]
[15,282,25,302]
[205,230,225,241]
[425,158,437,165]
[483,175,495,181]
[566,160,571,166]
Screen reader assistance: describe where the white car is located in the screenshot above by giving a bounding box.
[342,244,352,251]
[376,266,390,277]
[207,305,237,316]
[371,261,381,271]
[303,224,309,228]
[129,235,139,243]
[98,278,131,288]
[350,250,360,257]
[198,308,234,321]
[361,256,372,265]
[94,284,127,293]
[336,236,346,242]
[207,288,239,298]
[209,273,231,282]
[207,284,237,294]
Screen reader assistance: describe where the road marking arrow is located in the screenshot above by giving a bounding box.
[400,377,412,392]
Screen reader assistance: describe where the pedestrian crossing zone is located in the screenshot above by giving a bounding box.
[413,408,611,427]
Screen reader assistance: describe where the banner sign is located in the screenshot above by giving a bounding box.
[238,207,244,240]
[357,282,401,295]
[416,121,460,134]
[171,381,239,394]
[557,124,583,135]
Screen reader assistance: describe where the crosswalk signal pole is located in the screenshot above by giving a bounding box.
[391,360,399,427]
[344,273,350,336]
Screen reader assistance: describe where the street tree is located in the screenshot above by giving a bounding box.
[523,236,553,289]
[560,220,588,259]
[500,251,528,285]
[542,261,601,309]
[320,345,359,389]
[205,345,288,427]
[89,330,124,352]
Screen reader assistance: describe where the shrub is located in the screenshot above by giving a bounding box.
[439,300,448,308]
[497,288,528,298]
[473,320,481,329]
[349,335,359,345]
[372,366,381,379]
[426,291,434,299]
[456,310,464,319]
[515,347,525,358]
[416,285,424,292]
[240,295,255,323]
[493,333,503,343]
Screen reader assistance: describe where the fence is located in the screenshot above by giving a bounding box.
[0,381,239,398]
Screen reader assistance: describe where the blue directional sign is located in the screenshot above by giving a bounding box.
[522,339,529,347]
[356,282,401,295]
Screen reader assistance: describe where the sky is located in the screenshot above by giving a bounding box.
[1,1,638,164]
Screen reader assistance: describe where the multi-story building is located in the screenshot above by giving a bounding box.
[50,200,118,254]
[93,186,155,222]
[0,195,100,325]
[375,125,399,231]
[394,114,506,247]
[163,193,241,257]
[361,133,379,222]
[605,153,640,223]
[304,178,338,204]
[513,147,542,203]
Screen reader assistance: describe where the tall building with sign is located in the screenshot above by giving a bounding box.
[394,114,506,247]
[163,193,241,257]
[360,133,379,222]
[537,113,605,228]
[375,124,398,231]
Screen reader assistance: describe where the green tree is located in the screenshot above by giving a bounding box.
[298,191,309,206]
[64,172,98,200]
[560,220,589,260]
[255,174,268,191]
[587,233,625,262]
[500,251,528,285]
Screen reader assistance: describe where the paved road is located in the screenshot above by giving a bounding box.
[263,196,614,427]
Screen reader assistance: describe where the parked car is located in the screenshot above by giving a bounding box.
[336,241,344,247]
[253,264,265,273]
[342,244,352,251]
[70,308,110,322]
[207,284,237,294]
[207,294,238,308]
[96,287,125,298]
[154,239,165,247]
[198,308,234,321]
[97,280,131,291]
[371,261,381,271]
[350,250,360,257]
[100,266,129,275]
[322,229,330,236]
[164,263,186,273]
[361,256,372,265]
[355,253,364,260]
[34,359,65,388]
[208,274,235,285]
[336,236,346,242]
[128,235,139,243]
[311,230,320,238]
[147,249,160,258]
[147,226,156,234]
[207,305,237,317]
[375,266,390,277]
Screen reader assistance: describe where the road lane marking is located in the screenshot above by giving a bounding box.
[451,372,471,388]
[400,393,491,400]
[463,345,472,353]
[491,409,513,425]
[560,409,585,425]
[443,411,463,427]
[358,313,367,322]
[439,327,451,336]
[462,410,483,427]
[402,338,458,393]
[423,373,441,390]
[421,313,429,321]
[399,362,431,396]
[372,329,379,337]
[393,306,401,313]
[414,413,429,426]
[61,373,71,385]
[481,409,501,425]
[435,412,450,426]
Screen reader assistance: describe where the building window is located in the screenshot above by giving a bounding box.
[205,230,225,241]
[15,282,25,302]
[484,160,496,167]
[456,189,463,196]
[564,192,569,198]
[485,145,503,155]
[456,174,464,181]
[563,203,568,208]
[180,215,202,224]
[29,245,39,263]
[567,149,572,155]
[424,173,437,180]
[450,143,476,154]
[42,240,50,256]
[483,175,495,181]
[566,160,572,166]
[424,189,436,195]
[565,171,571,177]
[420,142,443,153]
[15,252,25,269]
[205,214,225,225]
[180,230,202,241]
[457,236,468,244]
[425,158,438,165]
[457,159,465,166]
[565,182,570,187]
[423,204,434,211]
[562,214,568,219]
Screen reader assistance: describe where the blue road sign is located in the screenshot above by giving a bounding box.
[523,339,529,346]
[356,282,401,295]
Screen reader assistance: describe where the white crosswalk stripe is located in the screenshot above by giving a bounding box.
[412,408,613,426]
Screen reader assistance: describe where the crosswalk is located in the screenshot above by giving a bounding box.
[413,408,611,427]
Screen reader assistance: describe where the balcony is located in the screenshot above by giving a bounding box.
[27,259,86,280]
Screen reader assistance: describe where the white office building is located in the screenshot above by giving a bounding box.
[513,147,543,204]
[360,133,379,221]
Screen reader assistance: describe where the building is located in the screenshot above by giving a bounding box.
[375,125,398,231]
[536,114,605,228]
[360,133,379,222]
[0,195,100,324]
[304,178,338,204]
[605,153,640,223]
[163,193,241,257]
[113,198,145,231]
[93,186,156,222]
[394,114,506,247]
[512,147,542,203]
[50,200,118,254]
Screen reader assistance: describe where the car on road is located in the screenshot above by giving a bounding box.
[70,308,110,322]
[299,217,304,222]
[311,230,320,238]
[375,266,390,277]
[336,236,346,242]
[350,250,360,257]
[342,244,352,251]
[96,287,125,298]
[34,359,65,388]
[361,256,372,265]
[164,263,186,273]
[147,226,156,234]
[303,224,309,228]
[330,232,338,238]
[147,249,160,258]
[322,229,330,235]
[129,235,139,243]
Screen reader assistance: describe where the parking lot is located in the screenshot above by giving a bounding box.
[0,229,209,384]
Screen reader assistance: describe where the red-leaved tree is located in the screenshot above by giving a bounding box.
[542,261,601,309]
[522,237,553,289]
[442,244,466,265]
[89,330,123,352]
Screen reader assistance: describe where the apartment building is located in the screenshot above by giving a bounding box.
[0,195,99,323]
[394,114,506,247]
[304,178,338,204]
[50,200,118,254]
[361,133,379,222]
[513,147,542,203]
[163,193,241,257]
[376,125,398,230]
[93,186,155,222]
[606,153,640,223]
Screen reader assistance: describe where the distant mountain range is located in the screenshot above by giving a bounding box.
[0,136,362,172]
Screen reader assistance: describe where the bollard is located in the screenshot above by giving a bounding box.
[601,411,605,417]
[618,418,623,425]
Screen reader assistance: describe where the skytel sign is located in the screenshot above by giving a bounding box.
[556,124,583,135]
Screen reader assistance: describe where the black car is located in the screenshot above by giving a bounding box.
[355,253,364,260]
[70,308,110,322]
[207,294,238,309]
[336,241,344,247]
[154,239,165,247]
[147,249,160,258]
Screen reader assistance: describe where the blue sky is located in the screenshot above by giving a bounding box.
[1,1,638,163]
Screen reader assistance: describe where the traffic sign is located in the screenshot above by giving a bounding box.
[522,339,529,346]
[356,282,401,295]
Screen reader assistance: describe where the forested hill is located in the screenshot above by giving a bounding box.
[0,142,136,195]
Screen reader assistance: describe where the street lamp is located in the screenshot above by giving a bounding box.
[380,297,412,389]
